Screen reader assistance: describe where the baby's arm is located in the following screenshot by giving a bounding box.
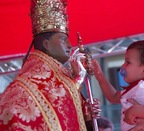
[124,99,144,125]
[91,60,121,104]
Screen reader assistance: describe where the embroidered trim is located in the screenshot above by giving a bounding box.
[16,77,62,131]
[32,50,87,131]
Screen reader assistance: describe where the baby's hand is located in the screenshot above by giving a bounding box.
[124,99,140,124]
[128,118,144,131]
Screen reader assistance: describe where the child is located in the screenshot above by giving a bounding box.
[97,117,114,131]
[91,41,144,131]
[85,116,114,131]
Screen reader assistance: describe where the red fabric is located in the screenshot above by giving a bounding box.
[0,50,86,130]
[1,0,144,56]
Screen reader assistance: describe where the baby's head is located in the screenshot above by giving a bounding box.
[120,40,144,83]
[127,41,144,65]
[97,117,114,131]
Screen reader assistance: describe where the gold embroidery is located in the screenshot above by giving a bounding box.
[31,50,87,131]
[16,77,62,131]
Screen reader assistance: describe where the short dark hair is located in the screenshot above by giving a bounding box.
[33,32,56,50]
[97,117,114,130]
[127,40,144,65]
[23,32,57,65]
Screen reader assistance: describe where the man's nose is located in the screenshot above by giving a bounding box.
[67,41,72,49]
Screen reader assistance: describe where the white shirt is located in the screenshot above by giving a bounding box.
[120,80,144,131]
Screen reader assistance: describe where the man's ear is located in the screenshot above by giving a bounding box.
[42,39,49,50]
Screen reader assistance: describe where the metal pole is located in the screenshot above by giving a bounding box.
[76,32,98,131]
[85,76,98,131]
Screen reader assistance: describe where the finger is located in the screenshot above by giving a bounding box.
[123,117,136,125]
[127,99,140,105]
[86,98,99,104]
[86,98,90,103]
[71,48,79,56]
[70,48,79,60]
[128,125,144,131]
[76,55,86,62]
[71,53,86,62]
[93,98,101,105]
[92,108,101,113]
[92,111,101,118]
[92,104,101,108]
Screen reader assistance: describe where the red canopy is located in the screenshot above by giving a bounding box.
[0,0,144,56]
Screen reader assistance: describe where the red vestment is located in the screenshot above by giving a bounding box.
[0,50,87,131]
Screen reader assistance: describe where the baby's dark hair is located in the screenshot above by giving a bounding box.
[127,40,144,65]
[97,117,114,130]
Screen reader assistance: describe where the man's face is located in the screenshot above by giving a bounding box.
[46,32,72,64]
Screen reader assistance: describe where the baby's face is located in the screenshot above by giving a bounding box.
[122,48,144,83]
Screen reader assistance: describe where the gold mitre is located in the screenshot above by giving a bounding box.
[30,0,69,36]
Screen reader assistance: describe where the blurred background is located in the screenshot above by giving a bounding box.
[1,0,144,130]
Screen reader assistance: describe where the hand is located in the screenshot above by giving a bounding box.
[83,98,101,121]
[128,118,144,131]
[90,59,103,78]
[69,48,87,85]
[124,99,140,125]
[89,98,101,119]
[61,48,87,85]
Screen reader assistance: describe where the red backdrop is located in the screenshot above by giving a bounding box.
[0,0,144,56]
